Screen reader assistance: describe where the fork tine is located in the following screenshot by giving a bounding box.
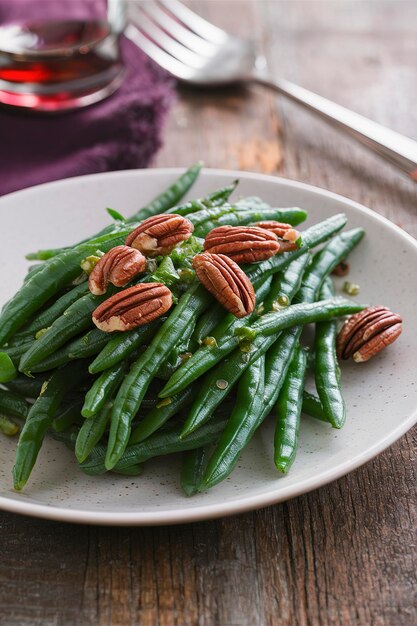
[125,23,194,80]
[158,0,228,44]
[132,6,206,69]
[141,1,218,57]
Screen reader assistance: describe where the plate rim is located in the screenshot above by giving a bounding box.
[0,167,416,526]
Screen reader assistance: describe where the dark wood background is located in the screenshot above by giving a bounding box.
[1,2,416,625]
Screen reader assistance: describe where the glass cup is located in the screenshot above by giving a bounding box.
[0,1,125,112]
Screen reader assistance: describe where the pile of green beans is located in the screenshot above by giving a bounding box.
[0,164,366,494]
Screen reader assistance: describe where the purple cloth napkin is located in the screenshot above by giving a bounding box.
[0,1,175,196]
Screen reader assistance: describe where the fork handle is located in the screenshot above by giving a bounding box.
[253,73,417,180]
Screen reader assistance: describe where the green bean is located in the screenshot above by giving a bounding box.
[0,389,30,419]
[29,167,229,266]
[51,427,84,449]
[125,379,165,413]
[82,363,126,418]
[264,329,304,415]
[207,206,307,229]
[192,303,225,344]
[159,274,275,398]
[18,290,115,374]
[12,281,90,339]
[200,355,265,491]
[274,346,308,473]
[129,385,197,444]
[181,447,208,496]
[180,254,310,436]
[160,321,243,395]
[165,180,238,216]
[80,415,228,476]
[0,231,132,345]
[27,328,109,373]
[201,327,301,482]
[189,273,275,357]
[183,227,365,438]
[301,391,329,423]
[26,163,203,260]
[111,464,144,476]
[6,334,37,349]
[154,360,177,381]
[233,196,270,211]
[206,229,364,459]
[139,400,159,412]
[89,319,160,374]
[186,204,236,228]
[105,283,212,469]
[131,162,203,221]
[13,363,86,490]
[155,347,193,381]
[235,297,363,341]
[75,404,112,463]
[25,249,59,262]
[238,228,366,341]
[253,230,365,459]
[193,207,307,237]
[1,341,33,365]
[155,306,201,380]
[171,296,358,405]
[314,279,345,429]
[201,326,310,490]
[23,263,43,281]
[0,415,19,436]
[262,271,298,312]
[85,224,140,248]
[25,222,128,261]
[293,228,365,304]
[52,401,84,433]
[195,203,263,232]
[4,375,46,398]
[0,353,17,383]
[252,273,274,302]
[68,328,109,359]
[244,213,347,285]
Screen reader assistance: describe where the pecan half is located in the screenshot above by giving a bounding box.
[92,283,172,332]
[192,252,255,318]
[203,225,280,264]
[89,246,146,295]
[126,214,194,257]
[254,221,292,238]
[336,305,402,362]
[254,221,301,252]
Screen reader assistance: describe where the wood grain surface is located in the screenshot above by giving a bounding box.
[1,2,416,625]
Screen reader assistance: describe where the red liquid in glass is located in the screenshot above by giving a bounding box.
[0,20,123,111]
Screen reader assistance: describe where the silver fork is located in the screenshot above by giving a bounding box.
[125,0,417,181]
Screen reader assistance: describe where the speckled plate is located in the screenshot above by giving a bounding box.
[0,169,416,525]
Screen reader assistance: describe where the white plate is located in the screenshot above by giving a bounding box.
[0,169,416,525]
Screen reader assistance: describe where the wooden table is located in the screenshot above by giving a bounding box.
[1,2,416,624]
